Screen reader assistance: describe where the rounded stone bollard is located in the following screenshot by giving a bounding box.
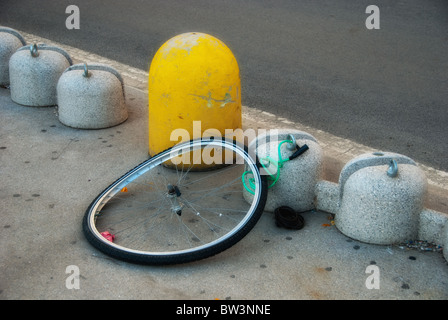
[0,27,26,86]
[244,129,322,213]
[148,32,242,158]
[57,63,128,129]
[442,223,448,262]
[9,43,72,106]
[335,152,427,245]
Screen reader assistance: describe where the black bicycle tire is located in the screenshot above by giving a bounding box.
[82,138,268,265]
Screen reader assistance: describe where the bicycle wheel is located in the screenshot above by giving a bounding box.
[82,138,267,265]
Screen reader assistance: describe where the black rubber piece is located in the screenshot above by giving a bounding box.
[274,206,305,230]
[289,144,309,160]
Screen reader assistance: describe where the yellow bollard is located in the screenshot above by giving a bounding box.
[148,32,242,164]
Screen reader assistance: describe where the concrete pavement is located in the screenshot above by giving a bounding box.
[0,32,447,301]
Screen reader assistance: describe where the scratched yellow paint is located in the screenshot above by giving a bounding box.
[148,32,242,158]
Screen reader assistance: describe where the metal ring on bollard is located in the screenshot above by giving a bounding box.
[30,44,39,57]
[83,63,90,78]
[387,159,398,177]
[286,134,296,151]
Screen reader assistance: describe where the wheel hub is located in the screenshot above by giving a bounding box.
[167,184,182,215]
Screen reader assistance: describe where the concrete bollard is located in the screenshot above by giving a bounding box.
[0,27,26,86]
[335,152,427,245]
[57,63,128,129]
[418,208,448,246]
[443,223,448,262]
[9,43,72,106]
[244,129,322,213]
[147,32,242,159]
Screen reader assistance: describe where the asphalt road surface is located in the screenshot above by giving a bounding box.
[1,0,447,171]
